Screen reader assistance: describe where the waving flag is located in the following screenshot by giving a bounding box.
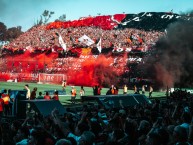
[96,38,102,53]
[78,34,94,46]
[58,34,67,52]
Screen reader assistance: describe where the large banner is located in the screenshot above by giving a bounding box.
[0,73,67,85]
[38,73,67,84]
[9,73,39,82]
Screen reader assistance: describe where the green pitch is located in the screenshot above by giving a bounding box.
[0,82,166,106]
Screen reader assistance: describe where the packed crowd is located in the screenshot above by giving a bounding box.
[1,85,193,145]
[1,24,164,55]
[0,24,164,76]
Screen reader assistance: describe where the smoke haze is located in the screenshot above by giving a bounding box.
[146,18,193,88]
[1,51,126,87]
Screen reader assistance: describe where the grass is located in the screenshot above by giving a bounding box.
[0,82,166,106]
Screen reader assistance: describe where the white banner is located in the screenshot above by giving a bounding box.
[78,34,94,46]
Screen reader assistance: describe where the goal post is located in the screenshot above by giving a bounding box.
[38,73,67,84]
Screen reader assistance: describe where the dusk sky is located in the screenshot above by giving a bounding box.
[0,0,193,32]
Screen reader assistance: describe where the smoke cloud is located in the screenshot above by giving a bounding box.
[67,55,122,87]
[1,51,127,87]
[145,18,193,88]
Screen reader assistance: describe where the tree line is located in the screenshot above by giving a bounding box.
[0,10,66,43]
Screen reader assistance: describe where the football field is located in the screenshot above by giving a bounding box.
[0,82,166,106]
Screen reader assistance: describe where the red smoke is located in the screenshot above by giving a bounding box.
[66,54,127,87]
[5,51,58,73]
[0,73,10,81]
[1,50,128,87]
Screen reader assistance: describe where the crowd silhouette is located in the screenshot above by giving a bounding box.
[0,87,193,145]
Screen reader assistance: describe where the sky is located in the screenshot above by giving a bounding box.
[0,0,193,32]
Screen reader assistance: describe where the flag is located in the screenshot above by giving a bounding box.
[82,48,91,55]
[78,34,94,46]
[70,36,75,42]
[58,34,67,52]
[96,38,102,53]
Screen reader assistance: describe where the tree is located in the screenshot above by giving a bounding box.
[35,10,55,26]
[42,10,55,24]
[0,22,7,41]
[58,14,66,22]
[6,26,23,41]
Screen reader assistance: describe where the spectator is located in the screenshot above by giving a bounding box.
[0,96,4,116]
[55,139,72,145]
[13,126,30,145]
[30,87,37,100]
[24,84,30,100]
[80,86,85,101]
[78,131,95,145]
[52,91,59,101]
[134,85,138,94]
[93,86,98,96]
[172,125,191,145]
[1,89,10,115]
[142,85,145,95]
[97,85,102,95]
[44,92,51,100]
[71,86,76,104]
[27,127,55,145]
[10,120,22,139]
[110,85,116,95]
[149,85,153,98]
[36,92,44,99]
[123,85,128,94]
[62,80,67,91]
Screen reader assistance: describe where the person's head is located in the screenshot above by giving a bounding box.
[11,120,22,133]
[112,129,125,141]
[3,89,7,94]
[54,91,58,95]
[146,132,160,145]
[146,128,169,145]
[79,131,95,145]
[14,126,30,143]
[181,112,191,124]
[46,91,49,96]
[89,120,102,136]
[53,124,65,139]
[173,125,188,143]
[28,127,55,145]
[67,137,77,145]
[55,139,72,145]
[39,92,42,96]
[75,122,90,135]
[124,119,138,136]
[138,120,150,133]
[25,84,29,90]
